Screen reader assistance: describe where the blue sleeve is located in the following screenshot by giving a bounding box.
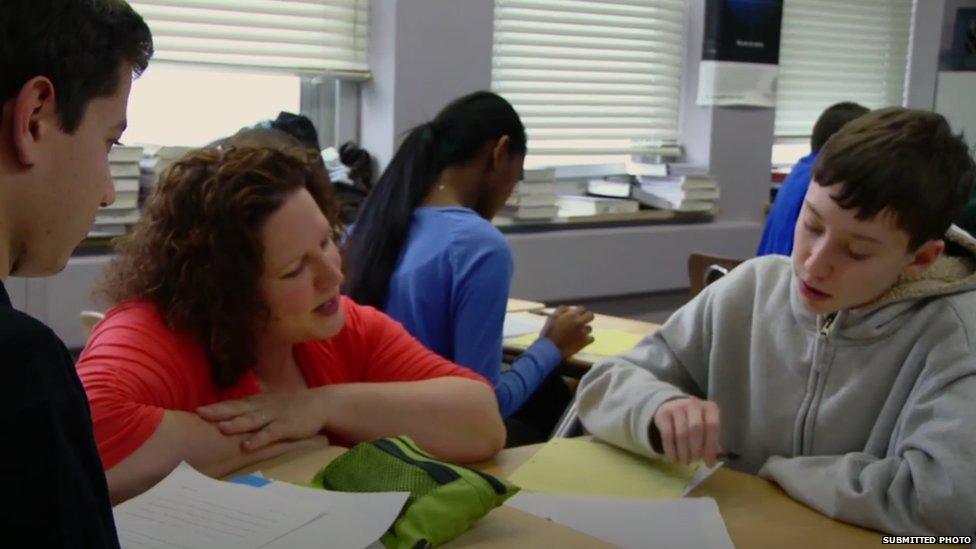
[449,232,563,417]
[498,338,564,417]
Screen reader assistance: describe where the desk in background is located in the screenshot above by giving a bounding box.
[503,309,659,372]
[505,298,546,313]
[230,440,891,548]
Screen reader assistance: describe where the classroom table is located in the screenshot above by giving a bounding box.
[227,443,610,547]
[229,439,894,548]
[475,443,896,548]
[503,309,660,370]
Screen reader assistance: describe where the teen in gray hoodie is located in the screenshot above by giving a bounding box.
[577,108,976,536]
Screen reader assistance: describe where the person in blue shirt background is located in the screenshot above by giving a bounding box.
[343,91,593,445]
[758,102,869,256]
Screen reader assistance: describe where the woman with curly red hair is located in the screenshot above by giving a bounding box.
[77,129,505,503]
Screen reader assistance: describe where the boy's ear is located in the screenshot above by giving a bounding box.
[490,135,511,172]
[902,239,945,277]
[10,76,58,167]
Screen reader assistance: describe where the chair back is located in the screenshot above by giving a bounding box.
[550,399,583,438]
[687,253,745,299]
[79,310,106,341]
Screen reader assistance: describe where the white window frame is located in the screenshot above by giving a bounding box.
[300,77,360,149]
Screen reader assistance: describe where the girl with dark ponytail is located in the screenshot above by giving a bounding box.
[344,91,593,443]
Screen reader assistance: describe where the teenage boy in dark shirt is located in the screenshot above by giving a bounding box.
[0,1,152,546]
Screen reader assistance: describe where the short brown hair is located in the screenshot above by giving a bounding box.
[99,143,338,388]
[813,107,976,249]
[810,102,869,152]
[0,0,153,133]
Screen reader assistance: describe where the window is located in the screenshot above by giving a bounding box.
[774,0,913,137]
[128,0,369,77]
[124,64,301,147]
[770,138,810,167]
[491,0,686,166]
[121,1,370,147]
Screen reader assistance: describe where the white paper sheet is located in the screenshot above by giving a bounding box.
[506,493,734,549]
[503,313,546,339]
[114,463,408,549]
[683,462,723,496]
[114,463,325,549]
[259,481,408,549]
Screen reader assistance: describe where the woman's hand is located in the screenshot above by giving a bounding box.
[539,305,596,359]
[196,389,332,451]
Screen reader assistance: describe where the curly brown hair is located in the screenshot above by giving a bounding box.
[99,133,339,388]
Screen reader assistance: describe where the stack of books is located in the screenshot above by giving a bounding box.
[557,194,640,217]
[632,165,719,213]
[625,159,669,177]
[503,167,558,220]
[91,145,143,237]
[140,146,193,206]
[586,175,634,199]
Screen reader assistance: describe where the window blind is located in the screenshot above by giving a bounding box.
[775,0,912,137]
[492,0,686,159]
[129,0,370,78]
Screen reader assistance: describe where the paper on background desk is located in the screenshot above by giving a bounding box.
[506,493,734,549]
[508,438,719,499]
[503,313,546,339]
[506,329,643,358]
[114,462,407,549]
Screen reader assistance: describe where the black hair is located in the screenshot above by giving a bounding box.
[0,0,153,133]
[343,91,526,308]
[813,107,976,249]
[810,102,869,152]
[257,112,377,225]
[270,111,322,150]
[334,141,376,225]
[339,141,375,191]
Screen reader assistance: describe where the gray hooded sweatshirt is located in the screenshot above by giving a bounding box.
[578,226,976,536]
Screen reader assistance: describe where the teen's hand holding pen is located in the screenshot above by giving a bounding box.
[537,305,595,359]
[651,396,731,468]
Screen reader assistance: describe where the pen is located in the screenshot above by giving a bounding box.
[528,306,585,318]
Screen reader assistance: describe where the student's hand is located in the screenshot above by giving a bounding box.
[539,305,596,359]
[196,390,331,452]
[652,396,722,467]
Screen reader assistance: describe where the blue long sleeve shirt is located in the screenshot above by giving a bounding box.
[757,151,818,256]
[384,207,562,418]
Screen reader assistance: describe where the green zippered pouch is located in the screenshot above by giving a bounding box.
[311,436,518,549]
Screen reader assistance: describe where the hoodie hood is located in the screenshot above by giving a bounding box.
[871,225,976,308]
